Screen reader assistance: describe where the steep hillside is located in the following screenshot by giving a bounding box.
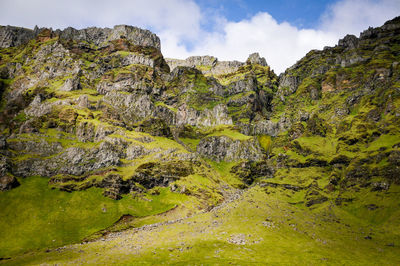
[0,17,400,264]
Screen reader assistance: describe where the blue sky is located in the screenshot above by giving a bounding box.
[197,0,335,28]
[1,0,399,73]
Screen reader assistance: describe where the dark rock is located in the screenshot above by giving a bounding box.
[130,161,194,189]
[338,35,359,50]
[135,117,172,138]
[260,182,303,191]
[335,197,353,206]
[0,174,20,191]
[306,196,328,207]
[98,174,129,200]
[371,182,390,191]
[330,155,351,166]
[0,25,35,48]
[365,204,379,210]
[366,108,381,122]
[230,160,273,185]
[306,114,328,137]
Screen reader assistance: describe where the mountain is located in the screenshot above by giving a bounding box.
[0,17,399,264]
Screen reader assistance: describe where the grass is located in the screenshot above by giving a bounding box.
[206,125,252,141]
[0,176,189,258]
[5,185,400,265]
[180,137,200,151]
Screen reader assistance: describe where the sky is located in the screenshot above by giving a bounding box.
[0,0,399,73]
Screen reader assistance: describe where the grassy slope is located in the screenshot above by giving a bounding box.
[0,176,190,258]
[4,184,400,265]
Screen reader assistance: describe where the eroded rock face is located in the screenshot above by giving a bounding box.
[11,145,120,178]
[0,26,35,48]
[60,76,81,91]
[246,53,268,66]
[231,160,273,185]
[197,136,264,162]
[166,56,244,76]
[176,104,232,127]
[130,161,194,189]
[0,25,161,49]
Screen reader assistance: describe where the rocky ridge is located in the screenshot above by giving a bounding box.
[0,17,400,261]
[0,24,160,49]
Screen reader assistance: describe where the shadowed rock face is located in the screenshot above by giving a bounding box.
[0,25,161,49]
[0,26,36,48]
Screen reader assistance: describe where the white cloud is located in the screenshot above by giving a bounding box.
[0,0,202,39]
[189,13,338,74]
[0,0,399,73]
[320,0,400,37]
[179,0,400,74]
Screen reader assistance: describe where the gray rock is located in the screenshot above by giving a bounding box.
[227,77,257,95]
[60,76,81,91]
[166,56,243,76]
[75,94,90,109]
[1,25,160,49]
[121,53,155,67]
[197,135,263,162]
[246,52,268,66]
[58,25,160,49]
[338,34,359,50]
[0,155,9,177]
[278,74,299,96]
[176,103,232,127]
[12,144,120,178]
[76,121,95,142]
[25,96,71,117]
[0,25,35,48]
[7,138,63,156]
[102,91,155,125]
[126,144,152,160]
[94,124,116,142]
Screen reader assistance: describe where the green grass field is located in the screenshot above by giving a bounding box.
[0,176,189,258]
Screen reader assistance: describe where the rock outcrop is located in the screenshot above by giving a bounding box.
[166,56,244,76]
[1,16,399,204]
[0,24,161,49]
[197,136,264,162]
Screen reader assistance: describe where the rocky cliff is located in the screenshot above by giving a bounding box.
[166,52,268,76]
[1,17,400,261]
[0,24,161,49]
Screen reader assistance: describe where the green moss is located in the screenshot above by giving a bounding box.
[206,125,251,141]
[180,137,201,151]
[258,134,272,154]
[0,176,189,257]
[195,65,212,72]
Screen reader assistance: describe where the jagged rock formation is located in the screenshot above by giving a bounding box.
[1,17,400,262]
[1,17,400,200]
[166,56,244,76]
[0,24,160,49]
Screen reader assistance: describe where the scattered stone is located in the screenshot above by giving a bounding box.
[228,234,246,245]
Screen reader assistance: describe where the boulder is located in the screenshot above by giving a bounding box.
[0,175,20,191]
